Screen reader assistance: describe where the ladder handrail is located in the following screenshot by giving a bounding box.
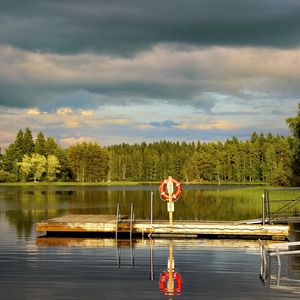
[267,241,300,249]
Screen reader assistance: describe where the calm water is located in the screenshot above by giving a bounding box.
[1,184,300,299]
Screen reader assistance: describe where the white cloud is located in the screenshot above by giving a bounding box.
[80,110,93,117]
[27,107,43,115]
[60,136,99,147]
[56,107,73,115]
[177,120,238,131]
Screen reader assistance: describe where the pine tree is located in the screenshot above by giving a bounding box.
[35,132,46,155]
[15,129,25,160]
[44,137,58,156]
[53,147,71,181]
[23,128,34,155]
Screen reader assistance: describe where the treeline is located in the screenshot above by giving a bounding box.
[1,104,300,185]
[108,133,293,185]
[0,128,296,186]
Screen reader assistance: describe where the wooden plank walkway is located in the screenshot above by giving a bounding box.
[35,214,289,239]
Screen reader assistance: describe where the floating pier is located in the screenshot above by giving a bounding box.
[36,214,289,239]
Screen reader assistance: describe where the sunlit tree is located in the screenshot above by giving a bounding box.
[19,153,47,182]
[287,103,300,185]
[47,154,61,181]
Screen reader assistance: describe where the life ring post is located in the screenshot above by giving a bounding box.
[167,176,174,226]
[159,176,182,227]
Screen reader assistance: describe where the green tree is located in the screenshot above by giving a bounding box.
[47,154,61,181]
[2,128,35,179]
[270,161,291,186]
[2,130,26,179]
[23,128,34,155]
[67,143,109,182]
[262,143,277,183]
[30,154,47,182]
[2,143,18,173]
[287,103,300,184]
[53,147,71,181]
[19,153,47,182]
[18,154,32,180]
[0,170,17,182]
[35,131,46,155]
[44,137,58,156]
[15,129,25,159]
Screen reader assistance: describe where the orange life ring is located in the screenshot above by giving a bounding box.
[159,271,182,295]
[159,178,182,201]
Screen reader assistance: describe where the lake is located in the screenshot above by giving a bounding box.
[1,184,300,299]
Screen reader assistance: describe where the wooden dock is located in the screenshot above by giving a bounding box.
[35,214,289,239]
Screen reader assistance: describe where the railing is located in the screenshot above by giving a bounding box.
[115,202,135,239]
[115,191,155,237]
[115,202,135,268]
[259,239,300,282]
[262,188,300,224]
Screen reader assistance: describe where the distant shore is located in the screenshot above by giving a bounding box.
[0,181,267,186]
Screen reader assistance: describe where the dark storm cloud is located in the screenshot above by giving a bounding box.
[1,0,300,115]
[1,0,300,55]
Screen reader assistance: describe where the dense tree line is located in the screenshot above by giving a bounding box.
[107,133,294,185]
[0,104,300,185]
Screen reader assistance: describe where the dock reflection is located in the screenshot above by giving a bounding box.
[37,236,184,297]
[36,236,261,249]
[159,240,182,298]
[36,237,261,298]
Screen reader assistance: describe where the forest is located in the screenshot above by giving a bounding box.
[0,104,300,186]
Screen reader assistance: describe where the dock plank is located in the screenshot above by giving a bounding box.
[46,214,127,224]
[36,215,289,238]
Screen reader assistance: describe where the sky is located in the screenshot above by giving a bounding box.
[1,0,300,149]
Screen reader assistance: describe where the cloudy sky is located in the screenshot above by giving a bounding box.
[1,0,300,148]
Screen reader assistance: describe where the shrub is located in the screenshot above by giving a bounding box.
[0,170,18,182]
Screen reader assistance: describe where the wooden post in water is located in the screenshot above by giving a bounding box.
[167,176,174,226]
[150,191,154,225]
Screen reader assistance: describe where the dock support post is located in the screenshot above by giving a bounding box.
[150,191,154,225]
[262,193,265,226]
[167,176,173,227]
[267,189,271,224]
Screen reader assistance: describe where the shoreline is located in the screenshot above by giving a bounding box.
[0,181,268,187]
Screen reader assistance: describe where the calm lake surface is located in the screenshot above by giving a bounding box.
[1,184,300,299]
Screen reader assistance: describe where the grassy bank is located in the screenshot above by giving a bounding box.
[0,181,156,186]
[0,180,268,186]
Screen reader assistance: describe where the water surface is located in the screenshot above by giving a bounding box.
[1,184,300,299]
